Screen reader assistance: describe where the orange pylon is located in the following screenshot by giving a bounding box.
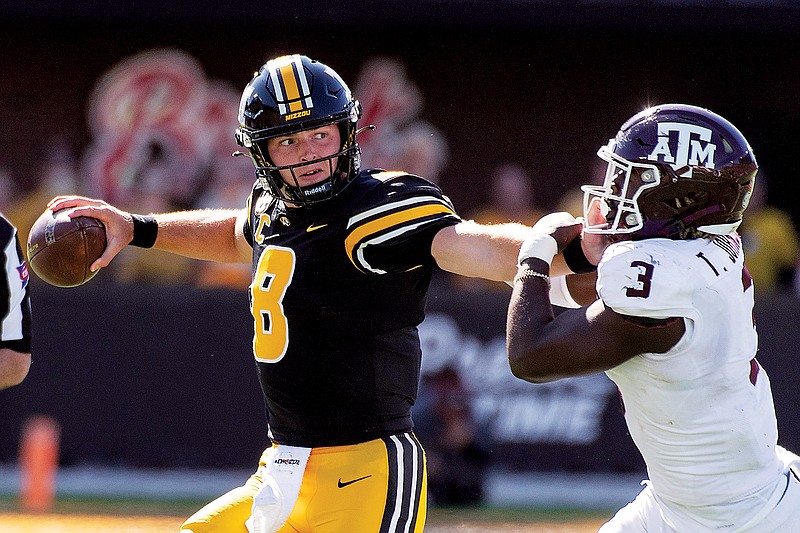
[19,415,60,512]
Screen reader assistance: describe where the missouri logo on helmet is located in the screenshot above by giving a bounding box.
[265,55,314,120]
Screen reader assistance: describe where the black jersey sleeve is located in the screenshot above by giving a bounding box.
[0,215,31,353]
[344,171,461,274]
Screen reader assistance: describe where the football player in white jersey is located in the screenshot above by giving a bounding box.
[506,104,800,532]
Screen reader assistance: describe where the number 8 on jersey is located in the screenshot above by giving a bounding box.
[250,246,296,363]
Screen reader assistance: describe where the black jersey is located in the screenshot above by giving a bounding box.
[242,170,460,447]
[0,214,32,353]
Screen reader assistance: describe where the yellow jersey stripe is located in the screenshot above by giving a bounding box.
[347,195,452,229]
[352,219,440,274]
[345,203,455,268]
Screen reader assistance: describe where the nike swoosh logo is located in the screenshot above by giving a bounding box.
[307,223,328,232]
[337,475,372,488]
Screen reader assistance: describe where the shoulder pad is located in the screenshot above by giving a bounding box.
[344,172,460,274]
[598,240,695,319]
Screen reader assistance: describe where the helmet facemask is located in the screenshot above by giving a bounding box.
[582,143,662,236]
[237,112,361,206]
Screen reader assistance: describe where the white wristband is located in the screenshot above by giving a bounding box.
[518,233,558,266]
[549,275,581,309]
[518,211,578,266]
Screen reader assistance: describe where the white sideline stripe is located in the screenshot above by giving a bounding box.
[0,465,644,509]
[0,465,252,499]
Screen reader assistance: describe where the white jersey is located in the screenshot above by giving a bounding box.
[598,234,785,530]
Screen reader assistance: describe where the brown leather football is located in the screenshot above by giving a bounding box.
[26,209,106,287]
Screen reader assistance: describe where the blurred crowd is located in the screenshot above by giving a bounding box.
[6,49,798,298]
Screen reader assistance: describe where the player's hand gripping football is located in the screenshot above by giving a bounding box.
[46,196,136,273]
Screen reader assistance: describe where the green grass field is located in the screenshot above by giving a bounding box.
[0,496,611,532]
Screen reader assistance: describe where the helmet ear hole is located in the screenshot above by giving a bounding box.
[663,192,701,211]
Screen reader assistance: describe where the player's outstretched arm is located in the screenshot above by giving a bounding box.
[46,196,250,272]
[505,213,685,382]
[430,220,531,283]
[507,290,684,382]
[430,215,596,284]
[145,209,250,265]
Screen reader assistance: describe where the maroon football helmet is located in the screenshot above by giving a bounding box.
[583,104,758,240]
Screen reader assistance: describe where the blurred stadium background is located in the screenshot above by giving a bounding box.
[1,0,799,529]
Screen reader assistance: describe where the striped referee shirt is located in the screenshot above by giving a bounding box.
[0,214,31,353]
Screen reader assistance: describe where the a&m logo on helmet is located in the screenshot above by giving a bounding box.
[647,122,717,178]
[266,55,315,122]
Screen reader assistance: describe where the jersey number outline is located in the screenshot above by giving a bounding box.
[250,246,296,363]
[626,260,654,298]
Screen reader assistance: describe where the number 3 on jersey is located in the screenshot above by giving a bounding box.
[626,260,654,298]
[250,246,296,363]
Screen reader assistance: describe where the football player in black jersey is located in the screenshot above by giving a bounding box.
[48,54,591,533]
[0,214,31,390]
